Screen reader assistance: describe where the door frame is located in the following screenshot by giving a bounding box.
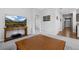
[64,18,73,31]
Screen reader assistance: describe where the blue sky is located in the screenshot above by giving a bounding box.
[6,16,26,22]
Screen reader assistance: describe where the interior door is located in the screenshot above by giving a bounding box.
[35,15,41,34]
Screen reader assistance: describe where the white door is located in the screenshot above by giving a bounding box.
[35,15,41,34]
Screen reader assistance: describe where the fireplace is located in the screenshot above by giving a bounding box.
[4,15,27,42]
[4,26,27,42]
[6,33,24,41]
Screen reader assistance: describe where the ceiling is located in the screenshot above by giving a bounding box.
[60,8,76,14]
[34,8,78,14]
[36,8,77,14]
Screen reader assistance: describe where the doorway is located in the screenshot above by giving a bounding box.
[58,13,77,39]
[58,18,76,39]
[59,17,76,39]
[64,18,73,37]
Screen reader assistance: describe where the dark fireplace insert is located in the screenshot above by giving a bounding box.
[6,33,24,41]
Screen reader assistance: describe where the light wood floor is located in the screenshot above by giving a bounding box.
[16,34,65,50]
[58,27,77,39]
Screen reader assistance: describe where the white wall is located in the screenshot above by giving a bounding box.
[72,10,76,32]
[0,9,6,41]
[63,14,72,18]
[40,9,56,34]
[32,9,43,34]
[0,8,34,41]
[60,13,65,31]
[39,8,61,35]
[30,9,40,34]
[55,9,61,34]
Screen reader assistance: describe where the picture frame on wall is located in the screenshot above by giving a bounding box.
[43,15,50,21]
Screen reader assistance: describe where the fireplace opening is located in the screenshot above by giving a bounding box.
[6,33,24,41]
[11,33,23,39]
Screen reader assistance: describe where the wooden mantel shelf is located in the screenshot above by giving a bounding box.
[5,26,27,31]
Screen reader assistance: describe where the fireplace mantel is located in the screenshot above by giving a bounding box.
[4,26,27,42]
